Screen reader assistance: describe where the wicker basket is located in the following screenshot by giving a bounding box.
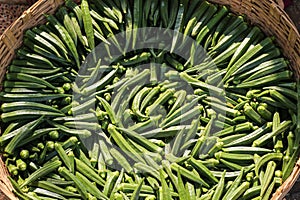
[0,0,299,199]
[0,2,30,36]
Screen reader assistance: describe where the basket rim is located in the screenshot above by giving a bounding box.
[0,0,299,200]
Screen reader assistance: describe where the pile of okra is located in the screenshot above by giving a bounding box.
[0,0,299,199]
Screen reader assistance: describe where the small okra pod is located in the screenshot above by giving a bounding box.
[260,161,276,197]
[270,89,296,111]
[117,183,154,194]
[103,171,119,196]
[214,122,253,138]
[262,178,275,200]
[129,115,162,133]
[226,181,250,200]
[197,189,215,200]
[221,146,272,155]
[16,159,27,171]
[109,169,125,198]
[117,127,163,153]
[146,176,160,190]
[282,146,300,181]
[62,136,79,149]
[189,157,218,183]
[99,139,113,165]
[204,100,241,117]
[171,128,186,156]
[212,170,226,200]
[252,120,292,147]
[58,167,88,200]
[232,115,248,123]
[219,159,243,171]
[257,103,273,120]
[160,96,200,127]
[55,143,72,172]
[162,105,203,128]
[263,86,297,100]
[286,131,295,157]
[180,72,225,96]
[273,112,281,133]
[67,151,75,175]
[146,88,175,116]
[30,181,81,198]
[258,96,286,109]
[131,87,152,120]
[97,96,118,125]
[208,141,224,157]
[167,90,187,118]
[224,122,272,147]
[130,178,145,200]
[222,168,244,200]
[170,163,210,187]
[274,135,283,153]
[243,103,265,125]
[45,14,80,67]
[246,171,254,182]
[220,133,247,146]
[121,52,151,66]
[177,168,189,199]
[4,116,44,155]
[254,153,282,176]
[140,86,161,112]
[8,164,19,176]
[20,160,62,188]
[134,162,161,180]
[231,71,293,89]
[47,120,91,137]
[74,158,105,186]
[150,62,158,84]
[191,136,206,158]
[107,124,145,163]
[241,185,261,199]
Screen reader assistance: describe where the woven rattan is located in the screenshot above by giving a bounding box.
[0,0,299,199]
[0,3,29,36]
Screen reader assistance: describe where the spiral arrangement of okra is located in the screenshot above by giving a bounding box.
[0,0,299,199]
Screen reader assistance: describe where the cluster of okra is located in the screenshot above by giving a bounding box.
[0,0,299,199]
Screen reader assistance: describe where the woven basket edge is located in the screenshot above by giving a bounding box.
[271,158,300,200]
[208,0,300,77]
[0,0,299,199]
[0,0,65,198]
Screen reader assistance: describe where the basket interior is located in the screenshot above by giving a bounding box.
[0,0,299,200]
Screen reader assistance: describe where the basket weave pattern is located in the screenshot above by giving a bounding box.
[0,4,29,35]
[0,0,64,88]
[209,0,300,78]
[0,0,64,198]
[0,0,299,199]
